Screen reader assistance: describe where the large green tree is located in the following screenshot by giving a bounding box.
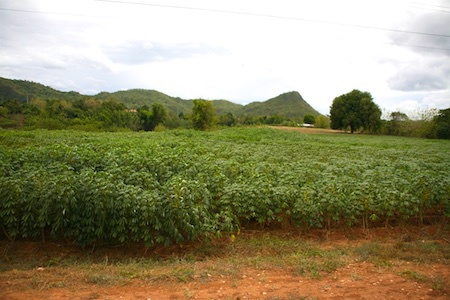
[191,99,216,130]
[330,89,381,133]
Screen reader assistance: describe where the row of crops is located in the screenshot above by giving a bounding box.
[1,128,449,246]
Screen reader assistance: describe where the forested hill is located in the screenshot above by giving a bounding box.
[94,89,245,116]
[0,77,84,102]
[241,91,319,119]
[0,77,320,118]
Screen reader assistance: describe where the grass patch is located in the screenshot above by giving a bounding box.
[29,276,69,290]
[353,242,393,267]
[393,241,450,263]
[431,275,447,291]
[354,240,450,265]
[291,245,348,279]
[399,271,448,292]
[292,253,347,279]
[174,267,195,282]
[293,258,322,279]
[400,270,428,282]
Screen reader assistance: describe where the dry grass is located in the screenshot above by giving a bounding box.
[1,226,449,295]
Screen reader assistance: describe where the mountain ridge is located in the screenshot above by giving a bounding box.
[0,77,320,119]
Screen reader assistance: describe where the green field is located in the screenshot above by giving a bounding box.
[1,128,449,247]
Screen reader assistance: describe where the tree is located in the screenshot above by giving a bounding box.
[383,111,409,136]
[191,100,216,130]
[314,115,330,129]
[390,111,409,121]
[330,89,381,133]
[2,100,24,114]
[140,103,167,131]
[303,114,315,124]
[218,112,236,126]
[0,106,8,118]
[433,107,450,139]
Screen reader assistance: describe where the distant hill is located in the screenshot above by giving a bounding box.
[240,91,319,119]
[95,89,192,114]
[0,77,84,102]
[94,89,244,116]
[0,77,320,118]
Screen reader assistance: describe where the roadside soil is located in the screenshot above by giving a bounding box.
[1,226,449,300]
[3,263,448,300]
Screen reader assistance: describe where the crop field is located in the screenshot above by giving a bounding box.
[0,127,449,247]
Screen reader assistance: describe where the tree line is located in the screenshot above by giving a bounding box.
[1,90,448,139]
[0,97,321,131]
[329,89,449,139]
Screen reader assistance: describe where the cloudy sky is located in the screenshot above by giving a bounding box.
[0,0,449,115]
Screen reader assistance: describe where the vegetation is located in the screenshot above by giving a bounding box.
[0,77,321,129]
[303,114,315,125]
[432,108,450,139]
[191,99,216,130]
[1,76,449,137]
[240,91,319,120]
[312,115,330,129]
[2,230,448,281]
[383,111,411,136]
[1,128,448,247]
[330,89,382,133]
[1,77,449,298]
[381,108,450,139]
[139,103,167,131]
[0,77,83,102]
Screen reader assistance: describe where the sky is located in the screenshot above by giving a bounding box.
[0,0,449,115]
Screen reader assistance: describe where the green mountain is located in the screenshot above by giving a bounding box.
[95,89,191,114]
[240,91,319,119]
[95,89,245,116]
[0,77,84,102]
[0,77,320,118]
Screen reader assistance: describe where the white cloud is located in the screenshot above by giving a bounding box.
[388,59,450,91]
[386,10,450,95]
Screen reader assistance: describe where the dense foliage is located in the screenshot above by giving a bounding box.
[330,90,382,133]
[0,77,320,128]
[0,77,83,102]
[139,103,167,131]
[381,108,450,139]
[191,100,216,130]
[433,108,450,139]
[0,96,322,131]
[303,114,315,124]
[1,128,449,247]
